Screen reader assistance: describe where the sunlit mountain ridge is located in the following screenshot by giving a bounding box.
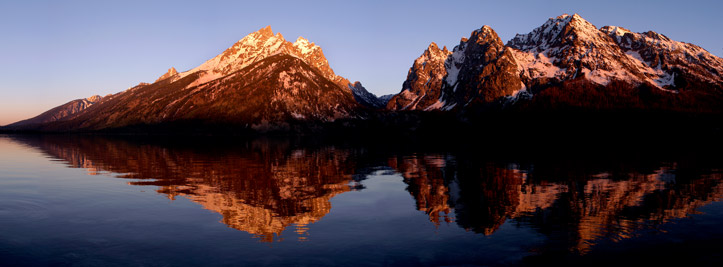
[4,14,722,133]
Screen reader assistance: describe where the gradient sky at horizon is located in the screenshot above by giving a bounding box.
[1,0,722,125]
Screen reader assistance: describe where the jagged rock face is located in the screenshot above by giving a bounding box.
[46,55,360,131]
[508,14,649,87]
[390,27,524,111]
[348,81,387,109]
[10,26,364,131]
[180,26,347,89]
[292,37,348,86]
[185,26,292,78]
[442,26,523,107]
[387,42,451,110]
[155,67,178,82]
[7,95,103,127]
[600,26,723,89]
[85,95,102,103]
[507,13,723,91]
[386,13,723,113]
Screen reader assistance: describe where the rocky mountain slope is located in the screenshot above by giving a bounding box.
[442,26,524,108]
[155,67,178,82]
[348,81,389,109]
[391,13,723,112]
[387,43,451,110]
[599,25,723,89]
[7,26,369,131]
[508,14,651,87]
[5,15,722,133]
[52,54,360,131]
[7,95,104,128]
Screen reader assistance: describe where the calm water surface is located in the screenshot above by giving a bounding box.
[0,135,721,266]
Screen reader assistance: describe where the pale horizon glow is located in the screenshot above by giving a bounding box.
[1,0,722,126]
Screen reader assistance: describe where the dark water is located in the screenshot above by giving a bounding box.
[0,135,721,266]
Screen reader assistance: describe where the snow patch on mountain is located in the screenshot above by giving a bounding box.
[601,25,723,86]
[508,14,667,88]
[293,37,318,56]
[424,100,445,111]
[444,43,466,88]
[507,14,599,52]
[511,49,566,79]
[655,72,676,88]
[174,26,351,93]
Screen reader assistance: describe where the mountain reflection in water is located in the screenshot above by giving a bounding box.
[392,154,723,254]
[9,135,722,254]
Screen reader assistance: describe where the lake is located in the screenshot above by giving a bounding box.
[1,134,721,266]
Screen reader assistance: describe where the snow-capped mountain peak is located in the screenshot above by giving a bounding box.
[600,26,633,41]
[293,37,319,56]
[440,25,522,108]
[390,25,522,111]
[179,26,290,83]
[289,36,344,85]
[600,25,723,86]
[508,13,604,52]
[417,42,450,65]
[391,13,723,113]
[10,25,367,131]
[508,13,655,87]
[174,26,349,89]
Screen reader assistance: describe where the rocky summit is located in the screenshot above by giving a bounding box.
[5,14,723,134]
[387,42,451,111]
[392,13,723,112]
[441,25,524,109]
[7,26,373,132]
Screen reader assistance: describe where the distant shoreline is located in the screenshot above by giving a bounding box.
[2,111,721,150]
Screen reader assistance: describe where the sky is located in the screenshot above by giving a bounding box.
[1,0,722,126]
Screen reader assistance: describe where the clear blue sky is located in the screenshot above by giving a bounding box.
[2,0,722,125]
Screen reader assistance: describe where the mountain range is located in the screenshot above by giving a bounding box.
[391,14,723,112]
[4,14,722,133]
